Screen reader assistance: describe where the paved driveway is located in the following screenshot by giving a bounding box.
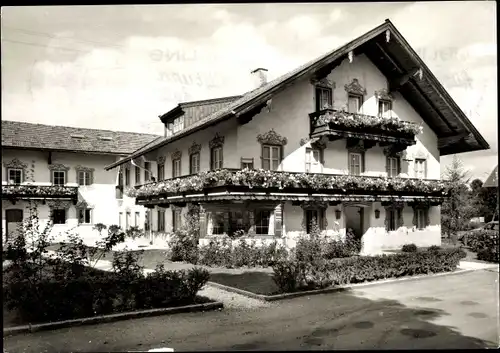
[3,270,499,352]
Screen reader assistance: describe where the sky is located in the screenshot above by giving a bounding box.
[1,2,497,181]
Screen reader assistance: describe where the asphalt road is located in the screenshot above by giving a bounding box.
[3,269,499,352]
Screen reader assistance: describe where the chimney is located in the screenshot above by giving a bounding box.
[251,68,268,88]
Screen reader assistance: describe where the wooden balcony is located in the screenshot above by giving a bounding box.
[129,169,450,206]
[309,109,421,148]
[1,184,79,204]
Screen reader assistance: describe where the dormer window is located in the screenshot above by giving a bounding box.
[166,116,185,137]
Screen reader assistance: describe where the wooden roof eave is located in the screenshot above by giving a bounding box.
[387,23,489,152]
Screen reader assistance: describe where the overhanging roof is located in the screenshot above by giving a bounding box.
[105,18,489,171]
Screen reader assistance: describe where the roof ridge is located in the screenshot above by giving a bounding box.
[179,95,244,108]
[1,120,161,137]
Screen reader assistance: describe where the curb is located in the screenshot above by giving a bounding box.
[209,269,476,302]
[3,301,223,337]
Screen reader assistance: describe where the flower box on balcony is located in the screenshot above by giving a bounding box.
[1,184,79,200]
[310,109,423,139]
[129,169,450,200]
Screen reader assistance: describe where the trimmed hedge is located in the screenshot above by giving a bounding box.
[271,248,466,293]
[3,266,210,323]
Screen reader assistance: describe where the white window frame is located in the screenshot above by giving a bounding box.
[52,170,66,186]
[190,153,200,174]
[78,208,92,225]
[135,166,141,185]
[255,210,272,235]
[378,99,392,118]
[78,170,92,186]
[134,212,140,227]
[262,145,281,171]
[211,147,223,170]
[349,152,362,176]
[348,94,362,113]
[7,168,23,184]
[316,86,333,111]
[387,157,399,178]
[414,159,426,179]
[172,158,182,177]
[305,148,321,173]
[126,211,131,230]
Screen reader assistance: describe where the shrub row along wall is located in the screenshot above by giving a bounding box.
[4,262,210,324]
[271,247,467,294]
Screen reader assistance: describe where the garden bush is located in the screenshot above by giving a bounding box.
[167,229,199,264]
[271,247,466,294]
[401,243,418,253]
[3,202,210,324]
[427,245,441,253]
[4,265,210,323]
[467,230,499,263]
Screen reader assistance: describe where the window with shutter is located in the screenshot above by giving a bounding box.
[157,164,165,181]
[172,158,181,177]
[52,170,66,186]
[135,166,141,185]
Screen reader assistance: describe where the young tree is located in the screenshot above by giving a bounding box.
[441,156,475,243]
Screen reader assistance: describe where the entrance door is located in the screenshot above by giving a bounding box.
[344,206,364,239]
[5,209,23,242]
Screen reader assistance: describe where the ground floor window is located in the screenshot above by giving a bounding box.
[304,209,325,234]
[77,208,92,224]
[157,209,165,231]
[207,209,273,236]
[386,208,402,231]
[255,210,271,235]
[52,208,66,225]
[172,209,182,232]
[126,212,131,230]
[135,212,140,227]
[414,208,428,230]
[119,212,123,228]
[210,211,225,235]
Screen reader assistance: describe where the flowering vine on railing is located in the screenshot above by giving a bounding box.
[311,109,423,136]
[127,169,450,198]
[1,184,79,197]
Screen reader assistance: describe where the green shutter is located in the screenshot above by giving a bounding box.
[361,152,365,173]
[397,157,401,175]
[385,156,390,176]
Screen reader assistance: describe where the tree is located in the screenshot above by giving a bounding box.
[469,179,485,218]
[441,156,475,242]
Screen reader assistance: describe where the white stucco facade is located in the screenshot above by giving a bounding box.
[139,52,442,254]
[2,148,149,243]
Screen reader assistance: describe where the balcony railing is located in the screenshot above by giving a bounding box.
[309,109,423,143]
[1,184,79,200]
[128,168,450,200]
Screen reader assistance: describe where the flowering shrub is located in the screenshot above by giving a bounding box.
[314,109,423,136]
[167,229,200,264]
[128,169,450,198]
